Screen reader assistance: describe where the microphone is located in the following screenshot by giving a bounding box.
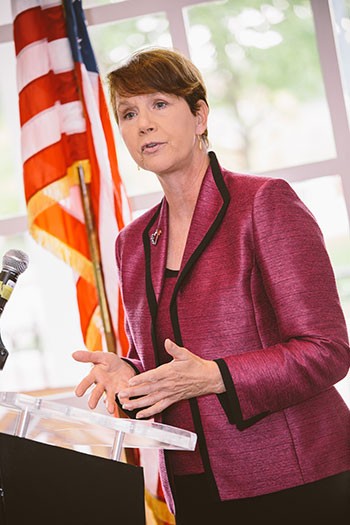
[0,249,29,317]
[0,249,29,369]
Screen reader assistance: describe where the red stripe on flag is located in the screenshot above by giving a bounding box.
[23,142,67,200]
[98,81,128,230]
[13,7,45,55]
[76,277,99,344]
[19,71,79,126]
[14,0,131,356]
[44,5,69,43]
[23,134,89,201]
[19,74,56,126]
[74,64,101,222]
[35,206,91,260]
[13,5,67,55]
[118,291,129,356]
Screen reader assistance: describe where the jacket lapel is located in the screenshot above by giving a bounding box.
[142,152,230,506]
[143,198,169,304]
[171,152,231,345]
[178,151,230,278]
[142,152,230,348]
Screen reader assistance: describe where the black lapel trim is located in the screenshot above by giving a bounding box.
[170,151,230,339]
[140,153,234,507]
[169,151,230,503]
[171,152,229,307]
[215,358,269,430]
[142,201,179,510]
[142,201,163,367]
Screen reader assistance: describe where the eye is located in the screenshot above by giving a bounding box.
[154,100,168,109]
[122,110,137,120]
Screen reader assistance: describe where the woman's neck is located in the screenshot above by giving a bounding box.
[159,151,209,221]
[161,151,209,271]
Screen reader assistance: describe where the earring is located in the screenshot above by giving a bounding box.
[197,135,203,151]
[137,165,140,171]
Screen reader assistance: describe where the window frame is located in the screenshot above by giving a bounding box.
[0,0,349,237]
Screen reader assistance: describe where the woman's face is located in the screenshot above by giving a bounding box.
[115,91,207,176]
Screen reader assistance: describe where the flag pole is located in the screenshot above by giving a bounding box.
[77,164,116,354]
[78,164,139,466]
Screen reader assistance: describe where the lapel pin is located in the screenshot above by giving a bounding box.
[150,228,162,246]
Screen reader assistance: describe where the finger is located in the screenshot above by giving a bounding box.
[75,373,95,397]
[128,367,167,387]
[121,396,147,411]
[121,384,175,412]
[164,339,189,359]
[72,350,94,363]
[136,396,174,419]
[88,383,105,410]
[72,350,106,365]
[119,381,157,402]
[105,390,117,414]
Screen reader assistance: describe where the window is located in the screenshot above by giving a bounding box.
[185,0,336,172]
[331,0,350,122]
[0,0,349,403]
[0,42,25,219]
[0,232,85,391]
[292,175,350,325]
[88,13,172,197]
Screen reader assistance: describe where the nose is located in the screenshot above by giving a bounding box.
[138,109,156,135]
[139,125,155,135]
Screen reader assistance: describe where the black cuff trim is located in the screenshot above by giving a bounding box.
[189,398,220,501]
[121,357,141,376]
[114,395,135,419]
[114,394,152,420]
[115,359,151,420]
[214,358,269,430]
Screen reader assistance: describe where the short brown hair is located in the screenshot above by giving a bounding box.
[107,47,209,145]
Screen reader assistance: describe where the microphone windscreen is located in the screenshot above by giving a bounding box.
[2,249,29,275]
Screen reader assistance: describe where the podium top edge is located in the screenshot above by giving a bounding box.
[0,391,197,451]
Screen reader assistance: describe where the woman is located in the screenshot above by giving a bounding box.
[73,48,350,523]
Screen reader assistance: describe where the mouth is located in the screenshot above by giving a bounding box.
[141,142,165,153]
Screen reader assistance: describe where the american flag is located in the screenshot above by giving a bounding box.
[12,2,175,522]
[12,0,131,354]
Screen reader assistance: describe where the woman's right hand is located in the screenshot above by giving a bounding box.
[72,350,136,414]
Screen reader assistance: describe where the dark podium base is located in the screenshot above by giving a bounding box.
[0,433,145,524]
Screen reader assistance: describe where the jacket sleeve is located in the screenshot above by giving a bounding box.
[218,178,350,426]
[114,233,148,419]
[115,232,144,374]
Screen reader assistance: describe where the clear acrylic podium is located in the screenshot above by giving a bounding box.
[0,391,197,524]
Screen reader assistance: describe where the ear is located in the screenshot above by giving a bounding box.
[195,99,209,135]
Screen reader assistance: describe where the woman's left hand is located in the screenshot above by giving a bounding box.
[117,338,225,419]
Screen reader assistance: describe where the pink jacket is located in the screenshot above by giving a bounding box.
[115,152,350,514]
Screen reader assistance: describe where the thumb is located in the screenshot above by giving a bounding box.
[72,350,104,364]
[164,339,188,360]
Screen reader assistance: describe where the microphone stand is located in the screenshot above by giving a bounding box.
[0,330,8,370]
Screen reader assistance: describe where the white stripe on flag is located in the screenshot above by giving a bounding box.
[17,40,49,92]
[17,38,74,92]
[48,38,75,74]
[12,0,39,18]
[41,0,62,9]
[22,104,61,162]
[11,0,62,18]
[81,66,120,330]
[60,101,86,135]
[121,183,131,223]
[21,101,86,162]
[60,186,85,223]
